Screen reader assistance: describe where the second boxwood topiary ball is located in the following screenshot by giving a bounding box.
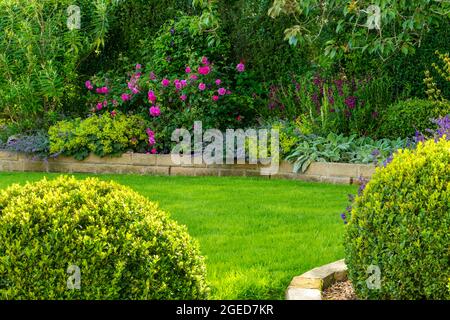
[344,138,450,300]
[0,176,208,299]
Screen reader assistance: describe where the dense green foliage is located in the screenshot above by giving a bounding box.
[0,0,111,131]
[49,113,148,160]
[378,99,450,139]
[286,133,411,172]
[0,172,356,299]
[0,176,209,299]
[345,138,450,300]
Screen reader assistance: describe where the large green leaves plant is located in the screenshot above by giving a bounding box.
[286,132,412,172]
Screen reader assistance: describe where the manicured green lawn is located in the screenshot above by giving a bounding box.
[0,172,356,300]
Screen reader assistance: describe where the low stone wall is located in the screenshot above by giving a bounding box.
[0,151,376,184]
[286,259,348,300]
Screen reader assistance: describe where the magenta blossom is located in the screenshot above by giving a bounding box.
[148,90,156,103]
[175,82,183,90]
[218,88,226,96]
[181,79,188,87]
[96,86,109,94]
[236,63,245,72]
[136,64,142,70]
[146,129,156,145]
[190,74,198,81]
[212,95,219,101]
[96,102,103,111]
[149,106,161,117]
[198,83,206,91]
[201,56,209,65]
[198,66,211,75]
[215,79,222,86]
[121,93,130,102]
[185,67,191,73]
[161,79,170,87]
[151,148,157,154]
[85,80,93,91]
[180,95,187,101]
[111,110,117,117]
[150,72,157,80]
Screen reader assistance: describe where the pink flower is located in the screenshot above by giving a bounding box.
[198,66,211,75]
[181,79,188,87]
[175,82,183,90]
[103,100,108,106]
[96,86,109,94]
[190,74,198,81]
[150,72,156,80]
[236,63,245,73]
[85,80,93,90]
[151,148,157,154]
[198,83,206,91]
[111,110,117,117]
[180,95,187,101]
[147,90,156,103]
[201,56,209,65]
[136,64,142,70]
[149,106,161,117]
[131,87,139,94]
[226,90,232,95]
[215,79,222,86]
[96,102,103,110]
[146,129,156,146]
[185,67,191,73]
[212,95,219,101]
[218,88,226,96]
[121,93,130,102]
[161,78,170,87]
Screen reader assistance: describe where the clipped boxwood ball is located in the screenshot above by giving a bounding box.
[344,138,450,300]
[0,176,208,299]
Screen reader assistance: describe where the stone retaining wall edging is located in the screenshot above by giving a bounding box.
[0,151,376,184]
[285,259,348,300]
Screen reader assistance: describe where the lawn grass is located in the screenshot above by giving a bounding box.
[0,172,356,300]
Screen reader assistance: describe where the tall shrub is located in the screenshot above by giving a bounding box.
[0,0,112,131]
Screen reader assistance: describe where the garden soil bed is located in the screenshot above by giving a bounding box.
[322,280,357,300]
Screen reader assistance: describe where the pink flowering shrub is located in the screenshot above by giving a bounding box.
[85,57,251,153]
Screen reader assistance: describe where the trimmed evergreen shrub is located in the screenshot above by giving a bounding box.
[344,138,450,300]
[0,176,209,299]
[378,99,450,139]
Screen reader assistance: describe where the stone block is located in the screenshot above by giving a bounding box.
[0,151,19,161]
[0,160,24,171]
[326,163,358,178]
[156,155,176,167]
[358,164,376,179]
[278,161,294,173]
[219,169,246,177]
[131,153,157,166]
[285,288,322,300]
[170,167,197,176]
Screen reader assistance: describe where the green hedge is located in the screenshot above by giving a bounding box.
[378,99,450,139]
[345,138,450,300]
[0,176,209,299]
